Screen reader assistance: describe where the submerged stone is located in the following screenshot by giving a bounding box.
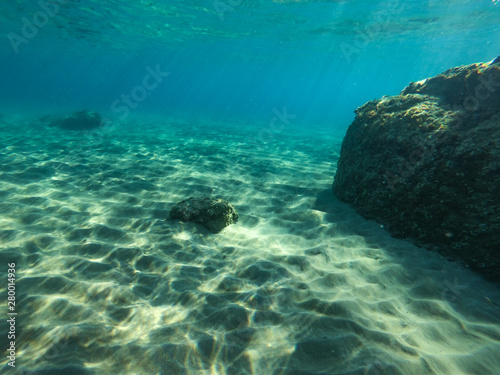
[333,59,500,282]
[44,110,104,131]
[170,197,238,233]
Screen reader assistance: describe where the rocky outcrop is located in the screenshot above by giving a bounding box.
[170,197,238,233]
[333,58,500,282]
[43,110,103,131]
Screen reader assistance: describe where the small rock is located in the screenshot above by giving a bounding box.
[170,197,238,233]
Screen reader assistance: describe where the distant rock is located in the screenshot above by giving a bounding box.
[333,59,500,282]
[43,110,104,131]
[170,197,238,233]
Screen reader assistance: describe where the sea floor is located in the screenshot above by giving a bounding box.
[0,114,499,375]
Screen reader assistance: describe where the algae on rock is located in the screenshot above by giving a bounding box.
[170,197,238,233]
[333,58,500,282]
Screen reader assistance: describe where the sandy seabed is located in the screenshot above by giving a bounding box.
[0,114,499,375]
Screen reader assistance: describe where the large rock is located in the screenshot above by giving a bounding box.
[170,197,238,233]
[333,58,500,282]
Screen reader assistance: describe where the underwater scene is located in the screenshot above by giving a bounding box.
[1,1,500,374]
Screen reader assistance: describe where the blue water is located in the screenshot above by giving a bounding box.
[1,1,500,375]
[1,0,499,126]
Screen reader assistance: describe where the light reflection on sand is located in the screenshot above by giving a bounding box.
[0,115,499,375]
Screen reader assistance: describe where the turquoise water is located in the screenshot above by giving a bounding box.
[1,1,500,375]
[1,1,499,125]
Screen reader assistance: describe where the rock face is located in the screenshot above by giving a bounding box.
[44,110,103,131]
[333,58,500,282]
[170,197,238,233]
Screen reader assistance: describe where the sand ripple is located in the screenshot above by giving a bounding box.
[0,116,499,375]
